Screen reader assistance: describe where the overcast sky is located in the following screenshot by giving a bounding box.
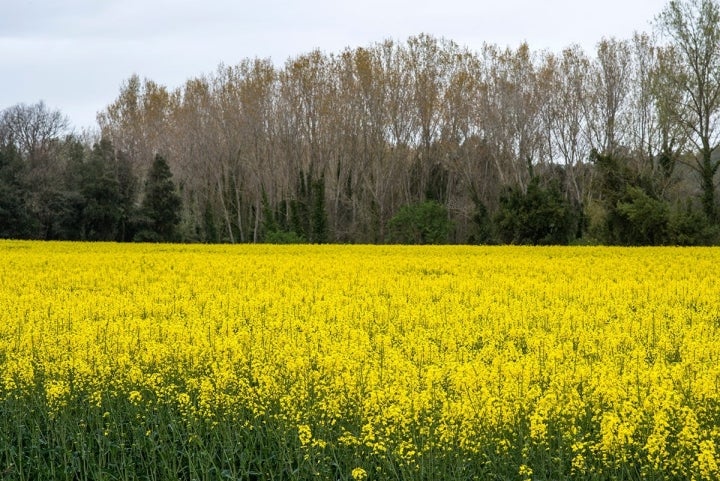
[2,0,668,132]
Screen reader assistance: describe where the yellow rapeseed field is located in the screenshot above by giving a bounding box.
[0,241,719,480]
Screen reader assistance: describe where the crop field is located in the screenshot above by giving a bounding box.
[0,242,719,480]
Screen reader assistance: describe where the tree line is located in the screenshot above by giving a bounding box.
[2,0,720,245]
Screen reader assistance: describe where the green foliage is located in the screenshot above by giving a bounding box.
[587,150,720,246]
[135,154,181,242]
[469,199,494,244]
[114,150,139,242]
[614,186,670,245]
[21,136,84,240]
[202,200,219,243]
[495,178,578,245]
[262,188,307,244]
[591,150,673,245]
[0,143,33,238]
[1,136,140,242]
[425,161,449,203]
[289,177,309,241]
[388,200,453,244]
[264,230,306,244]
[80,140,123,241]
[288,171,328,244]
[312,176,328,243]
[668,202,720,245]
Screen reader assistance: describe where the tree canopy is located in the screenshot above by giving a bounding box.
[2,1,720,245]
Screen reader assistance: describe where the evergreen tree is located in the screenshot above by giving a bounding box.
[135,154,181,242]
[0,143,32,238]
[290,171,310,240]
[311,176,328,243]
[470,199,494,244]
[35,136,86,240]
[202,199,219,243]
[58,138,134,241]
[115,150,138,242]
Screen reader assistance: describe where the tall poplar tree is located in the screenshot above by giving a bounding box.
[656,0,720,220]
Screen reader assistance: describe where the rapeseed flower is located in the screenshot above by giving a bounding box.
[1,242,719,480]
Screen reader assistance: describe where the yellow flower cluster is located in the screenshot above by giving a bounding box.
[1,241,720,479]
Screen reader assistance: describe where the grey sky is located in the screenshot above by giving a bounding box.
[1,0,667,131]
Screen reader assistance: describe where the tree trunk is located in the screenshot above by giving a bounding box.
[217,177,235,244]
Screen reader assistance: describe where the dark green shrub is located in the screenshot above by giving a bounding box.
[388,200,453,244]
[495,178,578,245]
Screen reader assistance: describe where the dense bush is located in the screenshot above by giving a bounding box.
[388,200,453,244]
[495,178,578,245]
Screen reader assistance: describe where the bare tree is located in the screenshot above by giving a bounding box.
[440,45,488,239]
[626,33,662,171]
[403,34,453,202]
[477,43,546,192]
[587,38,633,156]
[541,46,593,205]
[1,101,69,168]
[97,75,173,177]
[656,0,720,219]
[334,41,413,241]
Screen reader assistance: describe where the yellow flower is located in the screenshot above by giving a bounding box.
[45,380,70,417]
[518,464,533,481]
[3,242,720,478]
[298,424,312,447]
[351,467,368,481]
[128,390,143,404]
[698,440,719,480]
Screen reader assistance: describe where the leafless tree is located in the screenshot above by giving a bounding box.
[656,0,720,219]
